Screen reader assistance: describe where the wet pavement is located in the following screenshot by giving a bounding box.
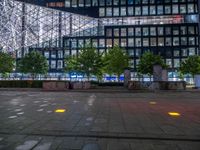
[0,91,199,150]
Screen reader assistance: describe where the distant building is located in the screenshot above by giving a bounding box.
[0,0,199,80]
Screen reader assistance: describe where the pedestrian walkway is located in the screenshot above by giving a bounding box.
[0,91,199,149]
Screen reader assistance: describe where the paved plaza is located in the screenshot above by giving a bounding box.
[0,90,199,150]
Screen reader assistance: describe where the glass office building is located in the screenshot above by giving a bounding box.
[0,0,199,80]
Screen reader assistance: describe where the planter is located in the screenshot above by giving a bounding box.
[43,81,69,91]
[128,81,186,90]
[194,75,200,88]
[71,81,91,89]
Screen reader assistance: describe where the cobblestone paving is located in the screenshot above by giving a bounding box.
[0,91,199,150]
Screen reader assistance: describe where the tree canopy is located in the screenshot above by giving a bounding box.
[17,51,48,77]
[64,45,104,80]
[103,45,129,81]
[180,55,200,78]
[0,52,15,76]
[137,52,167,76]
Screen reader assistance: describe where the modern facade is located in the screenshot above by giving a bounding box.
[0,0,199,80]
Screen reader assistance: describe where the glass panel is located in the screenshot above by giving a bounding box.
[113,8,119,16]
[150,38,157,46]
[128,38,134,47]
[150,6,156,15]
[150,27,156,36]
[143,38,149,47]
[121,28,127,36]
[157,5,163,14]
[135,27,141,36]
[136,38,142,47]
[143,27,149,36]
[173,37,179,46]
[114,28,119,36]
[165,6,171,14]
[166,37,171,46]
[128,28,134,36]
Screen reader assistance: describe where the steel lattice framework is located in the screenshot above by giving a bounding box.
[0,0,99,55]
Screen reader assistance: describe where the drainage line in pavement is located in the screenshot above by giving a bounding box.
[0,131,199,142]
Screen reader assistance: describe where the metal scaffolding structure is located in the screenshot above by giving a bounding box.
[0,0,99,55]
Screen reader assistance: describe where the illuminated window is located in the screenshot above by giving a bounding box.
[72,0,77,7]
[189,48,195,56]
[182,48,187,56]
[114,0,119,5]
[79,0,84,7]
[99,8,105,17]
[181,37,187,45]
[173,37,179,46]
[143,27,149,36]
[128,38,134,47]
[150,6,156,15]
[136,38,141,47]
[99,0,105,6]
[180,5,186,13]
[157,5,163,15]
[128,7,134,16]
[135,7,141,15]
[166,38,172,46]
[174,59,180,68]
[188,4,194,13]
[135,27,141,36]
[121,28,127,36]
[189,37,195,45]
[158,38,164,46]
[92,0,98,6]
[172,5,179,14]
[107,0,112,5]
[142,6,148,15]
[58,51,63,58]
[150,27,156,36]
[106,39,112,47]
[174,50,180,57]
[106,7,112,16]
[114,28,119,37]
[99,39,105,47]
[85,0,91,6]
[57,60,63,69]
[128,28,134,36]
[121,7,126,16]
[51,61,56,69]
[165,6,171,14]
[113,8,119,16]
[121,38,127,47]
[150,38,157,46]
[143,38,149,47]
[180,26,187,35]
[65,0,70,7]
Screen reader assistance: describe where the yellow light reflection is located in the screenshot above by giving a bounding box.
[55,109,66,113]
[149,101,157,105]
[168,112,181,117]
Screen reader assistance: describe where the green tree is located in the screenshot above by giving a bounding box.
[103,45,129,82]
[64,45,104,80]
[17,51,48,79]
[180,55,200,79]
[137,52,167,77]
[0,52,15,78]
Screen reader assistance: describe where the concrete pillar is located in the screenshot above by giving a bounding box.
[162,69,168,81]
[153,65,162,81]
[124,69,131,87]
